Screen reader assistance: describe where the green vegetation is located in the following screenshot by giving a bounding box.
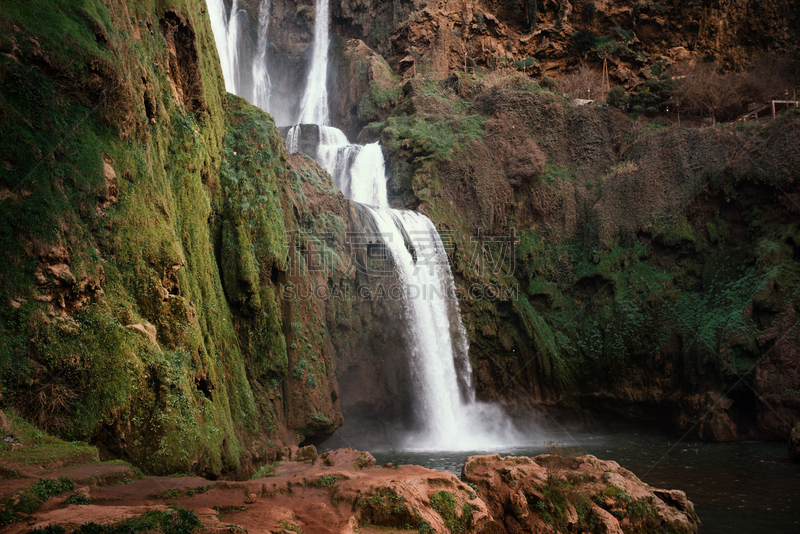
[251,460,281,479]
[148,484,214,500]
[380,114,486,161]
[277,519,306,534]
[28,506,202,534]
[0,0,260,476]
[430,490,475,533]
[0,0,340,478]
[527,475,597,531]
[573,29,598,55]
[627,76,679,113]
[0,409,98,468]
[314,474,342,488]
[358,487,420,529]
[1,477,74,526]
[65,493,93,505]
[213,505,249,518]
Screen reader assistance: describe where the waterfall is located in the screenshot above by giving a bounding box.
[208,0,271,112]
[316,127,387,208]
[363,208,519,449]
[296,0,331,125]
[207,0,520,450]
[252,0,272,110]
[208,0,240,95]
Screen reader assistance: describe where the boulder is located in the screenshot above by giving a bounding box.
[790,423,800,462]
[463,453,700,533]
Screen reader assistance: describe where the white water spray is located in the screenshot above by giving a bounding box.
[252,0,272,110]
[316,127,387,207]
[208,0,272,112]
[296,0,331,125]
[362,209,520,450]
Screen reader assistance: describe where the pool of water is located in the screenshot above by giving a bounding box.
[364,432,800,534]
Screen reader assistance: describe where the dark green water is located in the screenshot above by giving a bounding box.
[368,433,800,533]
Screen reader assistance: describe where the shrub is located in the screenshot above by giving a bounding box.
[558,66,604,101]
[573,29,597,56]
[430,490,474,533]
[628,76,677,113]
[539,76,558,91]
[607,85,627,109]
[65,493,92,505]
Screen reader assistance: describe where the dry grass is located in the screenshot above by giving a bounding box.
[557,66,605,102]
[483,112,545,188]
[480,69,538,92]
[675,54,800,122]
[21,379,79,433]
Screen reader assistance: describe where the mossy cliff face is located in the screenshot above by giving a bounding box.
[0,0,348,476]
[373,75,800,441]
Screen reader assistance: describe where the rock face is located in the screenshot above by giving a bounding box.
[0,0,353,476]
[374,74,800,442]
[307,0,800,88]
[462,453,700,534]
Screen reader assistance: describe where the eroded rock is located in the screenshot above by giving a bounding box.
[463,453,700,534]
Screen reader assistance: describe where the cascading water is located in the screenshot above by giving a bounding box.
[207,0,520,450]
[296,0,331,125]
[208,0,271,111]
[364,208,519,449]
[316,128,387,208]
[251,0,272,110]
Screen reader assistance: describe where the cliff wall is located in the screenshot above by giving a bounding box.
[373,73,800,440]
[0,0,371,476]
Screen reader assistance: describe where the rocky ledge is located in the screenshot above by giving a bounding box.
[1,443,699,534]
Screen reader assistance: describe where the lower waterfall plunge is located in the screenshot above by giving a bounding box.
[365,207,521,449]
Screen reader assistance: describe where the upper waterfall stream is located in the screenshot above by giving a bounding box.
[208,0,520,450]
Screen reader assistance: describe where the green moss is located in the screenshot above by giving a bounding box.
[30,506,203,534]
[0,0,290,477]
[652,214,696,247]
[314,474,342,488]
[0,409,98,468]
[541,162,574,184]
[512,295,572,388]
[148,484,214,500]
[429,490,474,533]
[381,114,485,162]
[0,476,74,526]
[251,460,281,479]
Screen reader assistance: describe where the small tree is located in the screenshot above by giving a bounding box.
[677,62,740,124]
[606,85,627,109]
[628,76,678,113]
[573,29,597,57]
